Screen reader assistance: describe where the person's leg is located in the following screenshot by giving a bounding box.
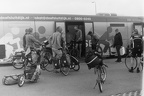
[76,42,82,58]
[115,45,121,62]
[98,40,109,53]
[129,49,136,72]
[136,50,142,73]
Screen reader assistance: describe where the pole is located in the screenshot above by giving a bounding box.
[92,2,96,15]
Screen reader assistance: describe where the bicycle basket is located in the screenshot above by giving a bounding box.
[85,51,102,69]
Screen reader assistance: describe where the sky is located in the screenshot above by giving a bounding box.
[0,0,143,16]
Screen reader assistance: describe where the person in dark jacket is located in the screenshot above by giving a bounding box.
[113,29,123,62]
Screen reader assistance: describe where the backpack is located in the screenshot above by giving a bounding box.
[132,35,142,49]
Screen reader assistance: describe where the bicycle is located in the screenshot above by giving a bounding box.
[125,48,143,72]
[93,63,108,93]
[39,40,53,71]
[17,47,41,87]
[67,40,80,58]
[43,46,70,76]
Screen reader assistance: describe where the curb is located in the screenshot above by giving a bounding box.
[0,62,12,67]
[110,90,142,96]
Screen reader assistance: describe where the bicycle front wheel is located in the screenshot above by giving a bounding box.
[100,66,107,82]
[125,55,137,70]
[98,81,103,93]
[12,58,25,69]
[97,68,103,93]
[70,49,79,58]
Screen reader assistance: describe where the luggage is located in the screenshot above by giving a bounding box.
[2,74,20,85]
[85,51,102,69]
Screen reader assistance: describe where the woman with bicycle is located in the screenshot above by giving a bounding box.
[129,29,143,73]
[25,27,42,81]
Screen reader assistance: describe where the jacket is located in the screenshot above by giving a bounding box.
[25,34,41,49]
[51,32,62,49]
[113,32,123,47]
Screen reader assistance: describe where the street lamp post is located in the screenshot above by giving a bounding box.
[92,1,97,15]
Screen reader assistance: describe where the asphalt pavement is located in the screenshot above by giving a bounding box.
[0,58,142,96]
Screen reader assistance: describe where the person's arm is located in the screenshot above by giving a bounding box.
[77,30,82,41]
[120,33,123,46]
[30,35,41,45]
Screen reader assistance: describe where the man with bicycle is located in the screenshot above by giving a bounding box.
[50,26,71,72]
[87,31,99,51]
[74,26,83,58]
[129,29,143,73]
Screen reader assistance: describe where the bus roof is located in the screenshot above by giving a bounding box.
[0,13,143,22]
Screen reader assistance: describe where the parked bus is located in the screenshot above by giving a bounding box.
[0,13,143,59]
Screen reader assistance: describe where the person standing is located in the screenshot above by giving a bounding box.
[74,26,83,58]
[113,29,123,62]
[129,29,143,73]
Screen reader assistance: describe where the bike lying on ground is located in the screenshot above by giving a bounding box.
[18,47,41,87]
[85,50,108,93]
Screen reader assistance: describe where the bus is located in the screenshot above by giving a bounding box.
[0,13,143,59]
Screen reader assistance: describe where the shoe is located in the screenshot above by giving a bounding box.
[137,68,140,73]
[129,67,133,73]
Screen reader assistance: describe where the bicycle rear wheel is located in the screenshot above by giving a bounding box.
[125,55,137,70]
